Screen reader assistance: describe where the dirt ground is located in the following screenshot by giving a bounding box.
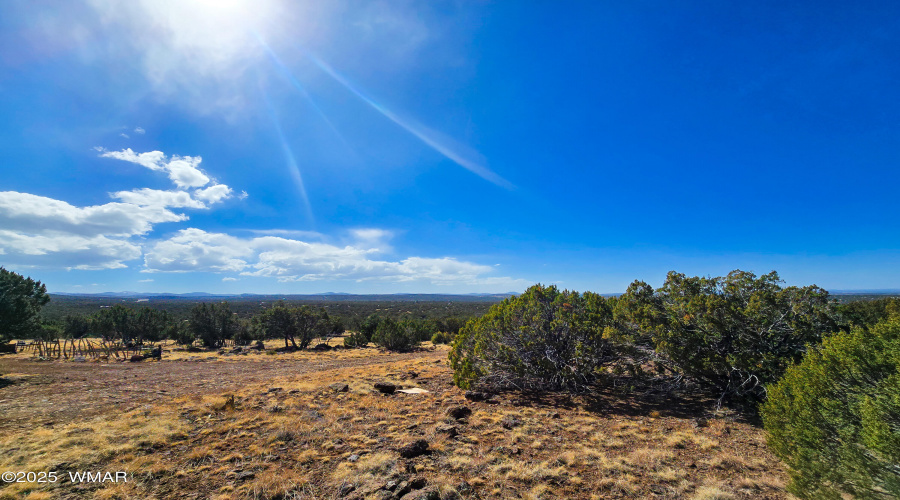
[0,348,429,431]
[0,345,792,500]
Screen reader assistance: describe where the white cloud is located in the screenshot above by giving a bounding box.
[0,191,186,237]
[222,277,238,282]
[193,184,233,205]
[111,188,206,209]
[0,230,141,270]
[100,148,210,189]
[119,133,129,139]
[138,278,154,282]
[100,148,166,171]
[166,157,209,188]
[143,228,523,287]
[0,147,236,270]
[143,228,253,273]
[134,127,145,134]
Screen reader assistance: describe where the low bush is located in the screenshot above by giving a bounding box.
[343,331,369,348]
[449,284,618,390]
[431,331,452,344]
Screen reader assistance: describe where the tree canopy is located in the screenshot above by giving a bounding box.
[0,267,50,342]
[762,316,900,499]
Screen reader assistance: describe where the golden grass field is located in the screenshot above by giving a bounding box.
[0,340,791,499]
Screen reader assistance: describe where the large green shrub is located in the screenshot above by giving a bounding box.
[371,317,418,351]
[762,317,900,499]
[623,270,836,401]
[449,284,616,390]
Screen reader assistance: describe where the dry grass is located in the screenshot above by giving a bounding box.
[0,344,789,499]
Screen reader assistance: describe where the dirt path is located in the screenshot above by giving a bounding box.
[0,350,438,430]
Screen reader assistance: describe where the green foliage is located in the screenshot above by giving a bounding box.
[343,331,369,348]
[132,307,172,343]
[371,317,419,351]
[626,270,836,401]
[837,297,900,331]
[293,306,326,349]
[232,319,255,345]
[189,302,237,348]
[255,303,326,349]
[0,267,50,342]
[431,331,452,344]
[449,284,617,390]
[93,305,137,343]
[359,314,381,341]
[173,321,195,346]
[63,314,91,339]
[762,317,900,499]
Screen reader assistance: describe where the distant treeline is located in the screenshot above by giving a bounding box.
[34,299,474,352]
[41,295,501,325]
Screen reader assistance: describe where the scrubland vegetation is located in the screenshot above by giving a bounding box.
[2,266,900,499]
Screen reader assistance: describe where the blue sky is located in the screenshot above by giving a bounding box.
[1,1,898,294]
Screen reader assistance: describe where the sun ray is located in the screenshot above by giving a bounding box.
[253,32,353,151]
[302,49,514,190]
[260,85,315,226]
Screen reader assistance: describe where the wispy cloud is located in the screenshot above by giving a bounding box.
[99,148,211,188]
[134,126,145,134]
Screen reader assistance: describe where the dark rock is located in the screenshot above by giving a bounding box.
[694,417,709,428]
[394,477,427,498]
[501,415,521,430]
[464,391,487,402]
[374,382,397,394]
[129,355,145,362]
[408,488,440,500]
[339,483,356,496]
[398,439,429,458]
[329,383,350,393]
[435,424,458,437]
[447,406,472,420]
[313,343,332,351]
[267,387,282,393]
[400,371,419,380]
[236,471,255,481]
[385,480,399,491]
